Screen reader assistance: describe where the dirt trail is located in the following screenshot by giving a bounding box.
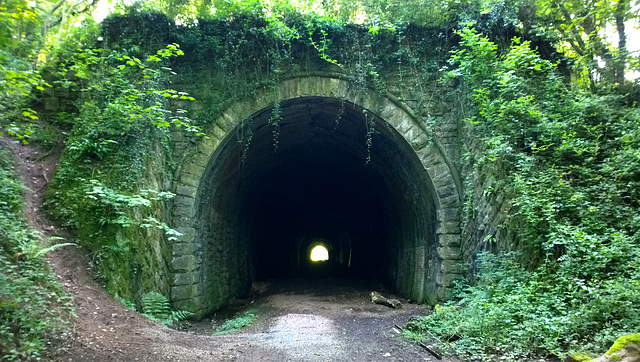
[1,136,458,362]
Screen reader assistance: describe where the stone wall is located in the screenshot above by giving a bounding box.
[459,123,521,273]
[169,74,464,315]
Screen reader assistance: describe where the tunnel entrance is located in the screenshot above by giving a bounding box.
[171,77,462,316]
[195,96,437,304]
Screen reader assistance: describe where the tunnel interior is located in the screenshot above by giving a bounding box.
[195,97,440,305]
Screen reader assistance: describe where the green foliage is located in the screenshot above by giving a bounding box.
[212,308,258,335]
[407,25,640,361]
[406,252,640,360]
[58,43,203,161]
[0,148,74,361]
[568,353,597,362]
[0,0,101,142]
[534,0,637,88]
[141,291,194,326]
[44,39,205,300]
[0,57,49,142]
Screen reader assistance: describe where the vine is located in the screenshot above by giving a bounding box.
[268,101,283,151]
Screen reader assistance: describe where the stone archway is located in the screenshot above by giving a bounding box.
[170,75,462,316]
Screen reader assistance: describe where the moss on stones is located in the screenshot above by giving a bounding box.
[606,334,640,355]
[565,352,595,362]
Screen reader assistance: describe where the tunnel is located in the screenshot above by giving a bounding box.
[185,96,443,313]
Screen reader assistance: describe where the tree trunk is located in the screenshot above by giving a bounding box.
[614,0,628,86]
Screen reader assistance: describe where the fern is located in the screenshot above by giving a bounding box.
[142,291,171,317]
[171,309,194,321]
[141,291,192,326]
[23,234,77,258]
[212,308,258,335]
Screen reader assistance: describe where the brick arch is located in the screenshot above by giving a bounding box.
[170,74,462,315]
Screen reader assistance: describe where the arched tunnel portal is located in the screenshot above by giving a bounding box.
[170,76,463,316]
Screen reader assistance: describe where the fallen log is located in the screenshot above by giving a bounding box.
[370,291,402,309]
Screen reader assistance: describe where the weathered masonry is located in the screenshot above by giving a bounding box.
[47,15,490,317]
[169,74,463,315]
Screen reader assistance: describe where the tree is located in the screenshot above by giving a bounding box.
[535,0,638,89]
[0,0,98,139]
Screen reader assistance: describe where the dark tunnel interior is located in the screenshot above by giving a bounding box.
[200,96,437,292]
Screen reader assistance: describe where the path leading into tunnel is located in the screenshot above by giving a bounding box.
[181,278,452,362]
[233,279,423,361]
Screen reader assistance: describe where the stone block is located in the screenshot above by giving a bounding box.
[212,124,226,141]
[173,205,195,221]
[174,195,195,208]
[437,208,460,222]
[171,284,198,301]
[438,233,461,247]
[437,245,462,260]
[176,184,198,198]
[173,242,196,256]
[440,259,464,274]
[173,271,197,286]
[437,221,460,235]
[422,145,445,166]
[437,181,459,198]
[427,162,450,180]
[171,296,200,317]
[402,124,420,143]
[432,172,453,190]
[198,136,221,157]
[394,113,413,135]
[44,97,59,111]
[179,173,200,188]
[436,286,455,301]
[54,87,70,98]
[439,194,460,208]
[380,102,400,123]
[172,255,197,272]
[176,227,196,243]
[298,77,311,96]
[181,162,206,177]
[410,132,429,151]
[328,78,343,97]
[440,273,464,288]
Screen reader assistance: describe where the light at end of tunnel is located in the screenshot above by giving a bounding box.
[310,245,329,262]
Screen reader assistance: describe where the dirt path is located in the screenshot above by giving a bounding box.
[1,136,458,362]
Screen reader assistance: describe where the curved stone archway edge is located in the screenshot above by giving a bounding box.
[171,74,464,313]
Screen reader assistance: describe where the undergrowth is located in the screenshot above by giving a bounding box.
[212,308,258,335]
[43,22,205,303]
[0,147,74,361]
[140,291,193,326]
[404,26,640,361]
